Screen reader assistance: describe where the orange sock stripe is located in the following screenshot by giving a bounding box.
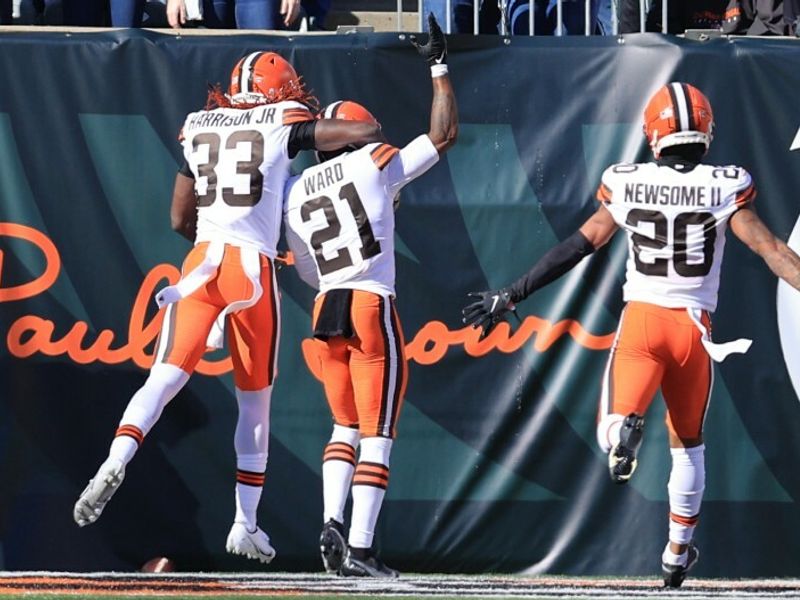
[115,425,144,446]
[356,461,388,474]
[325,442,356,455]
[355,466,389,479]
[236,470,266,487]
[670,512,699,527]
[324,452,357,465]
[352,474,388,489]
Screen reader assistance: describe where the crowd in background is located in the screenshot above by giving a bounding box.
[0,0,330,29]
[0,0,797,36]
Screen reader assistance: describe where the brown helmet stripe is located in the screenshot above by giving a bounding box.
[240,52,265,95]
[681,83,697,131]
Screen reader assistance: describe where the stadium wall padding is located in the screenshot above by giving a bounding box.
[0,29,799,576]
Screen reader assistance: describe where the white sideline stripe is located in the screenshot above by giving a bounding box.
[2,572,800,598]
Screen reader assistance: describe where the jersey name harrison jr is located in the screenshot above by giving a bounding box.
[622,183,724,207]
[185,107,278,131]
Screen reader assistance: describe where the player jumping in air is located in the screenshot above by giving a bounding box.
[283,14,457,578]
[462,82,800,587]
[73,51,385,564]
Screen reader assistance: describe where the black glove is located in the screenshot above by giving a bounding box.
[412,12,447,66]
[462,288,515,339]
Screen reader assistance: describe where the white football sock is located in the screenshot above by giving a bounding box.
[109,363,190,465]
[349,436,392,549]
[667,444,705,545]
[596,413,626,453]
[323,425,360,524]
[233,387,271,530]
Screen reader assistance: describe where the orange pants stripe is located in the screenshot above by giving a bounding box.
[153,243,280,390]
[598,302,713,440]
[312,290,407,439]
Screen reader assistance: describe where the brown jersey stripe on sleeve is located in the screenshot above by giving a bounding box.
[282,108,314,125]
[370,144,400,170]
[596,183,612,203]
[735,185,756,206]
[115,425,145,446]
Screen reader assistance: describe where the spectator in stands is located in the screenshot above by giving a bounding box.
[17,0,106,25]
[300,0,329,29]
[507,0,600,35]
[451,0,501,34]
[618,0,728,34]
[723,0,794,35]
[166,0,302,29]
[110,0,169,27]
[0,0,11,24]
[787,0,800,33]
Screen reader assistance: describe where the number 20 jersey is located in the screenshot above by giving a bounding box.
[284,135,440,297]
[597,162,756,312]
[180,101,312,258]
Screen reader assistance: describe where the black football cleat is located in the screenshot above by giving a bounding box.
[662,544,699,588]
[608,413,645,484]
[339,547,399,578]
[319,519,347,574]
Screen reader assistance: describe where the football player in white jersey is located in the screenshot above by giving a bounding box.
[73,51,386,564]
[462,82,800,587]
[283,14,457,578]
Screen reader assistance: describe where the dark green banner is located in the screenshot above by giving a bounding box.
[0,29,799,576]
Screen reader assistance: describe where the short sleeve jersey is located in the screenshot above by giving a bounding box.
[180,101,313,258]
[597,162,756,312]
[283,134,439,297]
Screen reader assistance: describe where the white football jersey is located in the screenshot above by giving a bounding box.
[180,101,313,258]
[598,162,756,312]
[284,134,439,297]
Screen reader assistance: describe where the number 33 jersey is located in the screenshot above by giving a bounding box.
[283,135,440,297]
[180,101,313,258]
[597,162,756,312]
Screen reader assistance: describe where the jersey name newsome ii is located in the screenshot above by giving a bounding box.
[284,135,439,297]
[181,101,312,257]
[597,162,756,312]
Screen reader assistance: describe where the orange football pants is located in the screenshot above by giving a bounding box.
[153,242,279,391]
[311,290,407,439]
[598,301,713,440]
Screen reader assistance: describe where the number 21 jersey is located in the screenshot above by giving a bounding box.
[597,162,756,312]
[284,135,440,297]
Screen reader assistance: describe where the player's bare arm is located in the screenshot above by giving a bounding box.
[313,119,385,151]
[462,205,615,338]
[730,205,800,290]
[170,172,197,242]
[414,13,458,154]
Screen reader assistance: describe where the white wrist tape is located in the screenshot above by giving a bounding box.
[431,64,449,78]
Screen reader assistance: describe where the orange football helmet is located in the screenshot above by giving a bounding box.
[228,51,301,104]
[643,82,714,158]
[320,100,380,127]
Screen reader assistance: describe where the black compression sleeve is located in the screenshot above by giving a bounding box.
[507,230,596,303]
[178,159,194,179]
[287,120,318,158]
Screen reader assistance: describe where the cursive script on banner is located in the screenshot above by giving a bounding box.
[1,223,230,375]
[1,223,613,378]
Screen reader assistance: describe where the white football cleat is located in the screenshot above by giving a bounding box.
[226,522,276,564]
[73,458,126,527]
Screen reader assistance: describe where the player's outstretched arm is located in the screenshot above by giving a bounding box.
[462,205,618,339]
[413,13,458,154]
[170,172,198,242]
[313,119,386,151]
[730,205,800,290]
